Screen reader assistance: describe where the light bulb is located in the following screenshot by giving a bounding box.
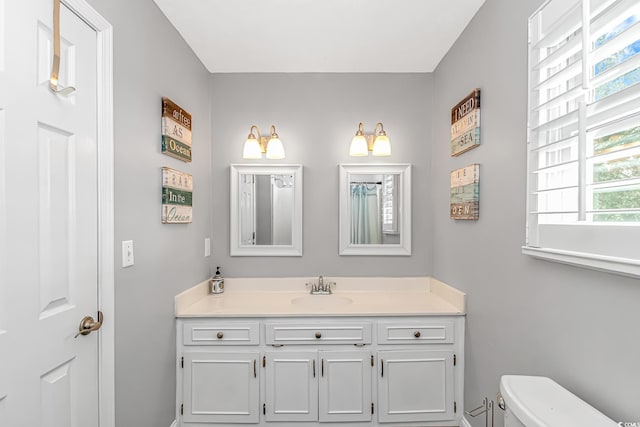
[243,137,262,159]
[266,137,285,159]
[372,134,391,156]
[350,134,368,156]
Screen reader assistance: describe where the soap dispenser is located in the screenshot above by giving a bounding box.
[210,267,224,294]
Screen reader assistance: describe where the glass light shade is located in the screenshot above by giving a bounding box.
[243,137,262,159]
[372,134,391,156]
[266,137,285,159]
[349,134,368,156]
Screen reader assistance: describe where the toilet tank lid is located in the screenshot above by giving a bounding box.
[499,376,617,427]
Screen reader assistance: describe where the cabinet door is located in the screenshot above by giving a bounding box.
[377,350,454,423]
[264,351,318,422]
[182,351,259,424]
[319,350,373,423]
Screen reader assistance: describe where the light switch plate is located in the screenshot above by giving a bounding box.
[204,238,211,257]
[122,240,134,267]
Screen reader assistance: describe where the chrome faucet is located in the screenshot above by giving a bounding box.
[306,275,335,295]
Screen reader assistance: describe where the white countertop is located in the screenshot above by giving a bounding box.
[175,277,466,317]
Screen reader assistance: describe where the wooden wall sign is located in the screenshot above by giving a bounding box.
[162,97,192,162]
[451,88,480,156]
[450,164,480,220]
[162,167,193,224]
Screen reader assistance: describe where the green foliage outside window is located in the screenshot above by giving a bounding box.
[593,125,640,155]
[591,126,640,221]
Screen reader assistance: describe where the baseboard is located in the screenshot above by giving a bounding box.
[170,420,177,427]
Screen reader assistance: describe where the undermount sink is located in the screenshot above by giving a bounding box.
[290,295,353,307]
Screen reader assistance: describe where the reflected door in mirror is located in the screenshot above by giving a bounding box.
[240,174,294,246]
[230,164,303,257]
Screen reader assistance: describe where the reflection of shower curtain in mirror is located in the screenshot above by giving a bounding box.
[351,184,382,244]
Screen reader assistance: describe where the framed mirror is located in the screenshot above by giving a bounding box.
[230,164,303,256]
[339,163,411,256]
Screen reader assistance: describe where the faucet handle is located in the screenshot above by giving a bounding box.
[305,282,317,293]
[327,281,336,293]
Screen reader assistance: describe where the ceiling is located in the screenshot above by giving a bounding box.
[152,0,486,73]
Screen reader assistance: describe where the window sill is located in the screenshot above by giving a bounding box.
[522,246,640,279]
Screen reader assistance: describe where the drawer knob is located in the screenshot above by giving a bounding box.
[315,332,322,339]
[414,331,421,338]
[216,332,224,339]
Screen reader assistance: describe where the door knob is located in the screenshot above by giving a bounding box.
[75,311,103,338]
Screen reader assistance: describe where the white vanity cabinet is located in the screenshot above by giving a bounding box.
[179,322,261,424]
[176,316,464,427]
[262,321,373,423]
[182,350,260,424]
[318,350,373,423]
[377,320,456,423]
[377,349,455,423]
[264,349,373,423]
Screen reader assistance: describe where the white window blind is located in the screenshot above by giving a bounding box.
[382,174,398,234]
[526,0,640,276]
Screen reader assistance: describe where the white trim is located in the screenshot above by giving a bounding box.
[522,246,640,279]
[61,1,114,426]
[339,163,412,256]
[170,421,177,427]
[460,416,473,427]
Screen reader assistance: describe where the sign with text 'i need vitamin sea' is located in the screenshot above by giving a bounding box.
[451,89,480,157]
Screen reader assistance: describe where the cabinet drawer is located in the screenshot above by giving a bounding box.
[378,321,454,344]
[183,322,259,345]
[266,323,372,345]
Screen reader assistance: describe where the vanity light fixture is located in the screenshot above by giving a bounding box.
[349,122,391,157]
[243,125,285,159]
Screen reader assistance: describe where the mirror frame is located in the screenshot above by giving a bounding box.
[230,164,303,256]
[339,163,411,256]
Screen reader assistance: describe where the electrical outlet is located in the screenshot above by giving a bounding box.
[122,240,134,267]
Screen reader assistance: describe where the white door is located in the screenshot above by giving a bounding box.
[240,174,256,245]
[182,351,260,424]
[318,350,372,423]
[378,350,455,423]
[0,0,108,425]
[264,351,318,422]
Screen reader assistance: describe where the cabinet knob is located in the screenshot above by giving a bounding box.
[414,331,421,338]
[315,332,322,339]
[216,332,224,339]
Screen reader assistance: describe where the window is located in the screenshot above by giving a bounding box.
[525,0,640,277]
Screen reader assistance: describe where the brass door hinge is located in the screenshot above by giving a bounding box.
[262,356,266,367]
[181,356,184,368]
[371,354,374,366]
[371,402,374,414]
[454,401,457,413]
[263,403,266,415]
[454,354,457,366]
[180,404,183,415]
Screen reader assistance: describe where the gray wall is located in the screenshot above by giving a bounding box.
[79,1,640,426]
[431,0,640,425]
[85,1,212,426]
[210,73,433,276]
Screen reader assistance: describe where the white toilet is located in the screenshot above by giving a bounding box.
[499,375,618,427]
